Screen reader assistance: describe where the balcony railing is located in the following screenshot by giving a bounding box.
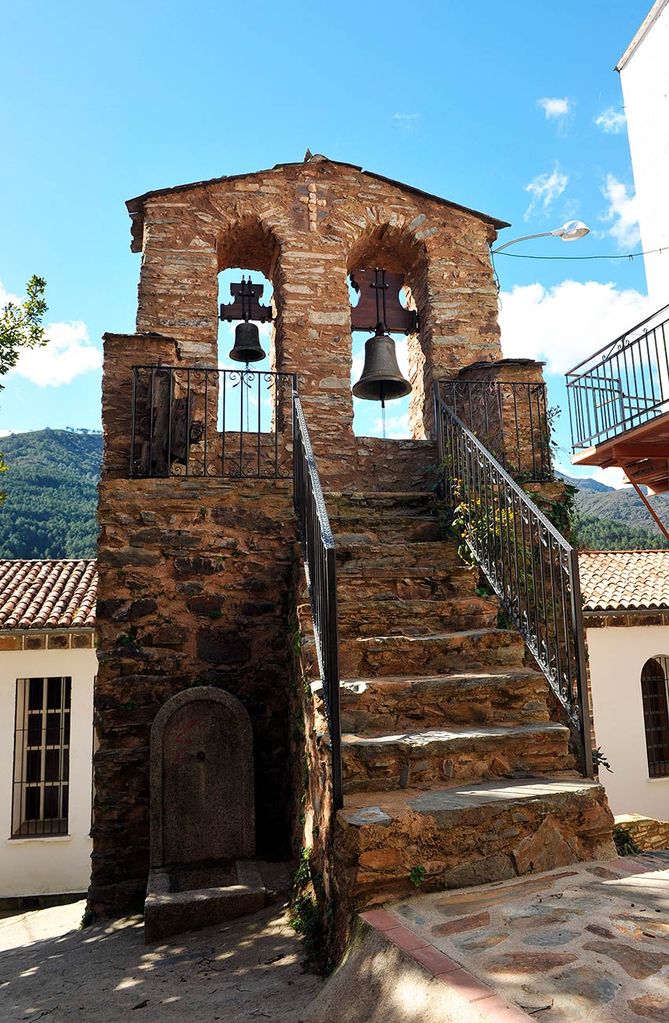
[566,304,669,452]
[130,366,296,479]
[440,379,552,481]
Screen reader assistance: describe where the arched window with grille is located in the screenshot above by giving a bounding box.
[641,656,669,778]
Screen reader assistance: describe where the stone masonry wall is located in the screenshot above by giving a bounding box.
[615,813,669,851]
[91,477,298,913]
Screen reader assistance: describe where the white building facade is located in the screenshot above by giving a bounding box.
[617,0,669,310]
[0,560,97,904]
[581,551,669,820]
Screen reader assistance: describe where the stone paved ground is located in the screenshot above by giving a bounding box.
[385,852,669,1022]
[0,900,322,1023]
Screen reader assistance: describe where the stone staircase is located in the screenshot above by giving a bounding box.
[300,491,615,907]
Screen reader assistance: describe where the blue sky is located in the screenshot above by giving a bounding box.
[0,0,654,478]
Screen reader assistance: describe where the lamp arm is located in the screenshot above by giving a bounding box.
[492,231,552,253]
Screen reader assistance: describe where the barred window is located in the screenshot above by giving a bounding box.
[12,677,71,837]
[641,657,669,779]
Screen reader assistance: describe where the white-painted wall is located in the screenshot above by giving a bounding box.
[619,1,669,309]
[0,646,96,897]
[587,624,669,819]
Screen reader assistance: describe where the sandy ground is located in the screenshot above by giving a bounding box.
[0,900,322,1023]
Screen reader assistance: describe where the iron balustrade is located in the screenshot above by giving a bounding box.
[435,386,593,776]
[130,366,296,479]
[566,304,669,451]
[292,392,343,811]
[440,379,552,481]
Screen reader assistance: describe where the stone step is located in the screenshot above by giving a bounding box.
[334,564,477,603]
[330,627,525,678]
[340,722,574,792]
[332,518,443,545]
[339,668,550,734]
[335,778,615,905]
[334,596,498,638]
[336,540,462,573]
[325,491,435,517]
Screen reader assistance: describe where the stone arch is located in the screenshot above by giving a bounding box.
[346,221,431,439]
[216,216,282,370]
[150,686,255,868]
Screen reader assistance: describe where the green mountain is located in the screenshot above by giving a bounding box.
[555,471,669,549]
[0,429,102,559]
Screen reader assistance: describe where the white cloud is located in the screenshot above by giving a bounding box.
[600,174,640,250]
[538,97,571,119]
[371,410,410,439]
[595,108,626,134]
[499,279,650,375]
[393,113,420,132]
[10,320,102,387]
[524,166,569,221]
[556,462,628,490]
[1,280,102,387]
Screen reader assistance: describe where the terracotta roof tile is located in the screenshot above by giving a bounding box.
[0,560,97,630]
[579,550,669,612]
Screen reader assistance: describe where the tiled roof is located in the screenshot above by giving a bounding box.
[0,560,97,630]
[579,550,669,613]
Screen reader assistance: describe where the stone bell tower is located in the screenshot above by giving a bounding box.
[90,155,512,915]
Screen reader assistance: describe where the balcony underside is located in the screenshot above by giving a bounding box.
[572,409,669,495]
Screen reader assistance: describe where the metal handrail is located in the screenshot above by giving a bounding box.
[129,366,295,479]
[566,307,669,451]
[435,385,593,777]
[292,392,343,810]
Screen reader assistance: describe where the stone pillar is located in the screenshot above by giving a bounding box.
[453,358,551,480]
[102,333,179,479]
[275,250,356,481]
[136,197,219,362]
[409,223,502,440]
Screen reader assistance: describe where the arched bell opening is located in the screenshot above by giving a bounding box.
[173,218,291,478]
[346,224,429,440]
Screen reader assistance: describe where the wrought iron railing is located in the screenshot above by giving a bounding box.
[440,379,552,481]
[435,386,593,776]
[130,366,295,478]
[566,304,669,451]
[292,392,343,809]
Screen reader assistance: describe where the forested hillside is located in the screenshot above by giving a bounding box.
[0,430,102,559]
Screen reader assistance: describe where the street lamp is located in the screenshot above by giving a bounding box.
[492,220,590,253]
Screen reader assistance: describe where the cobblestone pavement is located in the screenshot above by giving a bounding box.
[0,900,321,1023]
[385,853,669,1022]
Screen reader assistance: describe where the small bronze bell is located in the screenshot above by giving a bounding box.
[228,320,266,364]
[352,328,411,406]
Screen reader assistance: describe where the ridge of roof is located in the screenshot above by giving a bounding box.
[125,158,509,251]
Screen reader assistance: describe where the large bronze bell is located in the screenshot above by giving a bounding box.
[228,320,266,364]
[352,329,411,406]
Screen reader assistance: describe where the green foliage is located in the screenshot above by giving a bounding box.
[0,276,48,388]
[409,864,426,889]
[572,513,669,551]
[592,746,612,773]
[0,429,102,558]
[293,846,311,888]
[613,826,641,857]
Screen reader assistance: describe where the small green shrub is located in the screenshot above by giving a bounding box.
[613,826,641,857]
[409,865,426,889]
